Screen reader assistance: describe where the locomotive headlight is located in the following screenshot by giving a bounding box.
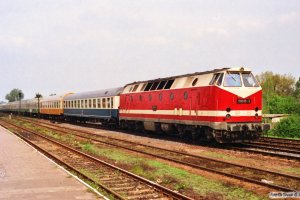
[255,107,259,112]
[255,113,259,119]
[226,107,231,112]
[226,114,231,119]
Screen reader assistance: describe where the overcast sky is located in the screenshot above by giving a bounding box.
[0,0,299,101]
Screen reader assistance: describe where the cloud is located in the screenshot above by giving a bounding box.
[0,35,29,48]
[278,11,300,24]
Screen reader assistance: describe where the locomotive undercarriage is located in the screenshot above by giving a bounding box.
[119,119,265,143]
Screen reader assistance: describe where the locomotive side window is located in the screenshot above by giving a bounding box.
[224,72,242,87]
[140,83,147,91]
[157,80,167,90]
[132,85,139,92]
[164,79,174,89]
[209,73,220,85]
[216,73,224,86]
[144,82,153,91]
[192,78,198,86]
[150,81,159,90]
[242,73,259,87]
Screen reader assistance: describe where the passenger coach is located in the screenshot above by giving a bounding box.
[63,87,123,125]
[40,93,73,119]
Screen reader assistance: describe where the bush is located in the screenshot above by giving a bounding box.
[264,94,300,114]
[270,115,300,139]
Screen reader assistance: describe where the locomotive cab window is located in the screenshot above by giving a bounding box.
[242,73,259,87]
[224,72,242,87]
[209,73,221,85]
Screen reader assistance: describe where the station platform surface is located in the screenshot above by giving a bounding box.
[0,126,104,200]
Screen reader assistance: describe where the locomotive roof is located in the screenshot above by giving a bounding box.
[65,87,124,100]
[125,67,230,86]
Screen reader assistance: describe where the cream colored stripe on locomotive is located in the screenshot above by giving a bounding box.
[120,109,262,117]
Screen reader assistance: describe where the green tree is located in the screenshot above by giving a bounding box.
[5,88,24,102]
[256,71,295,96]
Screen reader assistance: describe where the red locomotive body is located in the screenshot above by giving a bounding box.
[119,67,269,143]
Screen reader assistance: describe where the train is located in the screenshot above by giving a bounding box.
[0,67,270,143]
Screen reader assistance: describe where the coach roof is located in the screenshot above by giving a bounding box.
[65,87,124,100]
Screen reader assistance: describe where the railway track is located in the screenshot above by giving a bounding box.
[4,117,300,192]
[0,119,192,200]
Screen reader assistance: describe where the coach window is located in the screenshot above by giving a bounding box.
[84,100,87,108]
[102,98,106,109]
[77,100,80,108]
[93,99,96,108]
[97,99,101,108]
[107,98,111,108]
[144,82,153,91]
[139,95,143,101]
[164,79,174,89]
[111,97,114,108]
[58,102,61,108]
[81,100,84,108]
[64,101,66,108]
[89,99,92,108]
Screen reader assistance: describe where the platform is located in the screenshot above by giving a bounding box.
[0,126,105,200]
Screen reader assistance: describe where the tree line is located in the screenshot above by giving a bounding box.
[256,72,300,138]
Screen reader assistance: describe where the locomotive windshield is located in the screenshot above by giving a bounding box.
[242,73,259,87]
[224,72,242,87]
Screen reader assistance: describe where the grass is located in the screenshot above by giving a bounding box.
[282,167,300,176]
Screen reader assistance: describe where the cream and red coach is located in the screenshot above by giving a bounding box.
[119,67,269,143]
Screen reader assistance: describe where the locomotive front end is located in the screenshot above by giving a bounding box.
[211,67,270,143]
